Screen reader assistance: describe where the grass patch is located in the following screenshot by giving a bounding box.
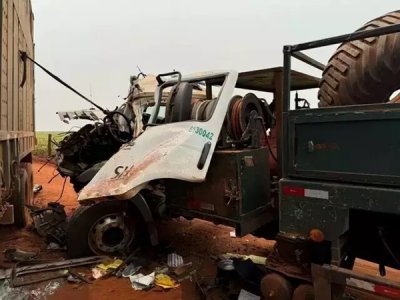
[34,131,66,157]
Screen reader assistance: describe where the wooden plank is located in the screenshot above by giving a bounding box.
[12,5,18,131]
[18,24,22,130]
[7,0,13,131]
[0,0,35,157]
[11,0,34,134]
[1,0,8,130]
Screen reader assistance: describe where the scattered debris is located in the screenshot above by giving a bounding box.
[219,253,267,265]
[91,268,104,280]
[30,281,62,299]
[4,248,37,262]
[155,273,180,289]
[230,230,236,238]
[217,259,236,285]
[238,289,260,300]
[172,262,193,276]
[112,249,142,278]
[129,272,155,290]
[0,279,62,300]
[28,202,68,247]
[91,258,123,279]
[47,242,66,250]
[0,256,105,280]
[233,259,266,293]
[67,274,81,283]
[167,253,184,268]
[96,259,123,272]
[33,184,43,194]
[122,263,142,278]
[176,269,197,283]
[67,269,92,284]
[154,266,169,274]
[11,269,69,287]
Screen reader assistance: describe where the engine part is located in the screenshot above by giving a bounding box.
[55,123,123,192]
[56,101,135,192]
[66,200,138,258]
[319,10,400,106]
[28,202,68,246]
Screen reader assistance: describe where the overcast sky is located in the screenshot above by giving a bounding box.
[31,0,399,131]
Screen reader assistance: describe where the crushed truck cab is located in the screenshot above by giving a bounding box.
[78,71,238,202]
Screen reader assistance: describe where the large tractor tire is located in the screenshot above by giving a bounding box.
[318,11,400,107]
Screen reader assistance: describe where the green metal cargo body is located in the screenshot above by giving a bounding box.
[279,24,400,277]
[280,102,400,268]
[0,0,34,227]
[287,103,400,186]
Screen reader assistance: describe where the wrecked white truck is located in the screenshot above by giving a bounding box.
[54,68,296,258]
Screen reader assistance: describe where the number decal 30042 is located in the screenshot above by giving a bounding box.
[189,126,214,140]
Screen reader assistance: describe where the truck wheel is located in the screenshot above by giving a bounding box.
[318,11,400,107]
[292,284,315,300]
[66,200,137,258]
[20,163,33,206]
[261,273,293,300]
[13,167,31,228]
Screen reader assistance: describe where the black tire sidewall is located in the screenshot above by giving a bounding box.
[20,163,33,206]
[14,168,29,227]
[66,200,135,258]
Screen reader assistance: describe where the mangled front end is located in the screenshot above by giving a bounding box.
[66,71,237,258]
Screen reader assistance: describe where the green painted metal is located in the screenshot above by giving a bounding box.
[279,177,400,266]
[281,102,400,268]
[166,147,274,235]
[210,67,320,93]
[287,103,400,186]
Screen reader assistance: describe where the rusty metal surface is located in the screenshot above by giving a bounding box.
[210,67,320,92]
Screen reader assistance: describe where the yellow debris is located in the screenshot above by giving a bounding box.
[96,259,124,271]
[155,274,180,289]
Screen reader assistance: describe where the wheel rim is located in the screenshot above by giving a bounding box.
[88,212,135,255]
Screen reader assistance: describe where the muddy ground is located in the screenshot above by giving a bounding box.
[0,158,399,299]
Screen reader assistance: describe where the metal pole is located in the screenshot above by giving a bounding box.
[290,23,400,52]
[292,51,325,71]
[281,46,292,178]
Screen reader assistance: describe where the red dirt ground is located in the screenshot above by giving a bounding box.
[0,158,399,300]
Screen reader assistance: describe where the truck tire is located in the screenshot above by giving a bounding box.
[14,167,30,227]
[21,163,33,206]
[318,11,400,107]
[66,200,138,258]
[292,284,315,300]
